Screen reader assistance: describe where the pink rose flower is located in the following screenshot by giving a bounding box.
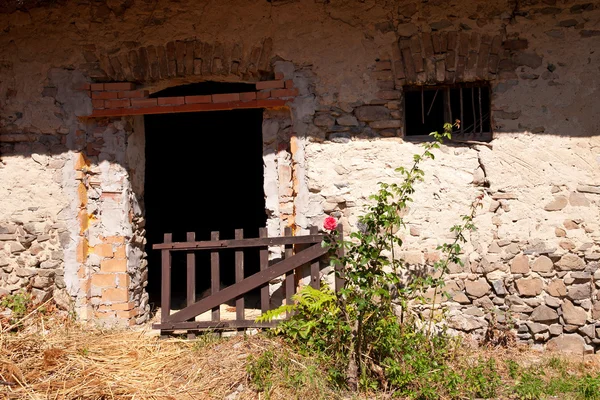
[323,216,337,231]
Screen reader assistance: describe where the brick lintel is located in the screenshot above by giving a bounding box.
[87,99,288,118]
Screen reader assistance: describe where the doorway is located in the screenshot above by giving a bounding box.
[144,98,266,308]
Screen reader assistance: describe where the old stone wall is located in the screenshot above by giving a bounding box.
[0,67,92,313]
[0,0,598,351]
[297,1,600,353]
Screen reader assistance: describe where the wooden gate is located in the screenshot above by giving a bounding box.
[152,226,343,334]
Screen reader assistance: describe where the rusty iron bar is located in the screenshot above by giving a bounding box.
[460,88,464,134]
[471,87,477,133]
[479,86,483,134]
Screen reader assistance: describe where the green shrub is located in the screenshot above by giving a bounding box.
[246,347,337,400]
[258,124,490,398]
[513,370,545,400]
[0,290,33,326]
[464,358,501,399]
[247,350,276,393]
[252,123,600,400]
[575,374,600,400]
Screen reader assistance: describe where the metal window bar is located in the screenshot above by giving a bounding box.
[405,84,489,136]
[471,87,477,133]
[460,88,464,134]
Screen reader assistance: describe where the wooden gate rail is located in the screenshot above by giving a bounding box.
[152,225,343,332]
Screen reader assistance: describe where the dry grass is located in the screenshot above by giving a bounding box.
[0,303,598,400]
[0,309,335,400]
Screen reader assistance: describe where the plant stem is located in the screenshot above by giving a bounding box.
[427,194,483,337]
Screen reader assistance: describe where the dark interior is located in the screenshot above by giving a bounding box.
[404,85,490,136]
[144,83,266,309]
[149,81,256,98]
[449,86,491,134]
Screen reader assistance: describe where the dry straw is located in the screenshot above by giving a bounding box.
[0,311,312,400]
[1,302,597,400]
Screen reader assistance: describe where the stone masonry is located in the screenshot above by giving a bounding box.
[0,0,598,353]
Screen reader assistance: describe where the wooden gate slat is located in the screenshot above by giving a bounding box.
[211,231,220,322]
[284,227,294,317]
[259,228,269,313]
[309,226,320,289]
[161,233,172,324]
[154,320,278,331]
[186,232,197,338]
[186,232,196,309]
[235,229,244,321]
[161,242,329,324]
[153,235,325,250]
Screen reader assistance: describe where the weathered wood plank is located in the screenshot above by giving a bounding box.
[309,226,320,289]
[259,227,269,314]
[186,232,196,309]
[153,235,324,251]
[211,231,220,322]
[153,320,279,330]
[284,227,294,318]
[186,231,196,335]
[161,233,172,324]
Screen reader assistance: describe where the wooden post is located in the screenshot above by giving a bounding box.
[160,233,172,338]
[235,229,245,322]
[310,226,320,289]
[186,232,196,339]
[284,227,294,317]
[210,231,220,322]
[186,232,196,308]
[259,228,270,314]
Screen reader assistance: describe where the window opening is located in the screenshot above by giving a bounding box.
[404,83,491,140]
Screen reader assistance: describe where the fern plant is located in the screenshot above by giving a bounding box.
[258,285,349,356]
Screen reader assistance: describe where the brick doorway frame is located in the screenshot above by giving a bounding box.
[75,78,300,326]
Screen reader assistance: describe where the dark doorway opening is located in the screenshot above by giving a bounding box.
[144,85,266,309]
[149,81,256,98]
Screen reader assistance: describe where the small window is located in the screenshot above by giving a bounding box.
[404,83,491,141]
